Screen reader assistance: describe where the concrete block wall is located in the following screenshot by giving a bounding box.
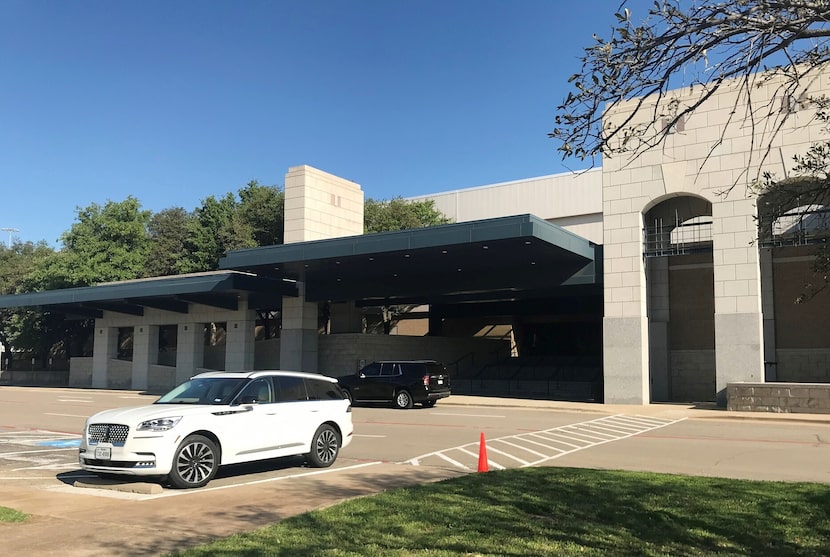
[318,334,511,378]
[776,349,830,382]
[670,350,716,402]
[148,364,175,393]
[69,358,93,387]
[728,382,830,413]
[107,359,133,389]
[602,70,830,404]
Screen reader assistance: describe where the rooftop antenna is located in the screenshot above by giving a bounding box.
[1,227,19,248]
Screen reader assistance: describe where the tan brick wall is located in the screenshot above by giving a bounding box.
[727,382,830,413]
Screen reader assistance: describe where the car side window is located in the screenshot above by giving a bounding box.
[238,377,273,404]
[305,379,345,401]
[380,363,401,376]
[361,363,381,377]
[400,363,425,376]
[275,375,308,402]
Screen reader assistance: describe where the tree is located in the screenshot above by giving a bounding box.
[177,193,239,273]
[551,0,830,167]
[364,197,451,233]
[236,180,284,247]
[146,207,194,277]
[0,241,56,366]
[552,0,830,299]
[28,197,151,289]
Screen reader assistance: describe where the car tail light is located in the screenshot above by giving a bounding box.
[422,374,430,387]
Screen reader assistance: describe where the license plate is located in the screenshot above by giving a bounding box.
[437,379,443,385]
[95,447,112,460]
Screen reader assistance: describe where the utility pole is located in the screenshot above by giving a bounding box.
[1,227,19,248]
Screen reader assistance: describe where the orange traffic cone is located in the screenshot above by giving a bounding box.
[477,432,489,473]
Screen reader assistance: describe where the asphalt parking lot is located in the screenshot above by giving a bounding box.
[2,386,830,556]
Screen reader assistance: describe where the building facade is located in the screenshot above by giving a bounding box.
[2,69,829,407]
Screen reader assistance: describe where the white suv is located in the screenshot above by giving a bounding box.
[79,370,353,488]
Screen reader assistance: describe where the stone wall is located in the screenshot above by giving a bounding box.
[727,382,830,413]
[319,334,511,378]
[670,349,716,402]
[775,349,830,383]
[69,357,93,387]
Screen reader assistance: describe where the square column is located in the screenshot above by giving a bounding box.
[602,208,650,404]
[92,325,118,388]
[281,283,319,372]
[176,323,204,385]
[712,198,765,406]
[226,315,255,371]
[131,325,159,391]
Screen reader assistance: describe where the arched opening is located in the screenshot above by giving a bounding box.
[758,179,830,382]
[644,195,715,402]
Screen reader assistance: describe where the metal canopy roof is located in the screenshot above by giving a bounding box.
[219,214,599,306]
[0,271,297,318]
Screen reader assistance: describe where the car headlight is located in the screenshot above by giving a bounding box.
[137,417,182,431]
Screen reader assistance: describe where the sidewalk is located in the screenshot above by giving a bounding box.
[441,394,830,424]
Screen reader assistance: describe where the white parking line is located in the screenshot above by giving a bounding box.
[143,461,384,499]
[45,413,88,418]
[405,414,687,470]
[1,448,77,457]
[431,413,506,418]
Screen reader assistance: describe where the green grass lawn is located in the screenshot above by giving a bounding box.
[0,505,28,523]
[169,467,830,556]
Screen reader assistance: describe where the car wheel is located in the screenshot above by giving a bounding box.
[394,390,414,409]
[168,434,219,489]
[422,400,437,408]
[342,388,353,404]
[306,424,340,468]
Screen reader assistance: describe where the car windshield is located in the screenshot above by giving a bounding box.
[155,377,248,405]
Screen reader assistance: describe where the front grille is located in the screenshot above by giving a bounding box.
[87,424,129,446]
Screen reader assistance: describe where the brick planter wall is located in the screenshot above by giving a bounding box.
[727,382,830,413]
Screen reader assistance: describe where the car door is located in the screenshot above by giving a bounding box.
[378,362,404,400]
[351,362,382,401]
[220,377,288,462]
[269,375,313,453]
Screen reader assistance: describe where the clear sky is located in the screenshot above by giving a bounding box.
[0,0,619,247]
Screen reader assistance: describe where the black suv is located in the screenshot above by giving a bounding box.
[337,360,451,409]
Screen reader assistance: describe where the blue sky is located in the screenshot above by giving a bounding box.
[0,0,620,247]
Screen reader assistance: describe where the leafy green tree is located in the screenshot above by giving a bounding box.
[0,241,56,365]
[28,197,151,289]
[364,197,451,233]
[146,207,194,277]
[177,182,285,272]
[236,180,284,247]
[177,193,239,273]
